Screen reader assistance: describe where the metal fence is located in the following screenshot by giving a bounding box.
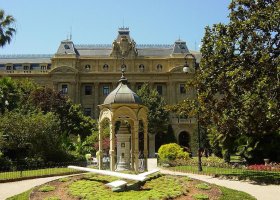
[0,161,87,182]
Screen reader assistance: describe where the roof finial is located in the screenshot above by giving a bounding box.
[70,26,72,40]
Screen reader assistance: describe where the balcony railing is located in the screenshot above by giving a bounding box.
[171,117,197,124]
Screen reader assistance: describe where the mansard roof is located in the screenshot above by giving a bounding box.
[0,54,52,64]
[0,28,202,62]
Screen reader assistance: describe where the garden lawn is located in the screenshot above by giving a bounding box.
[7,173,256,200]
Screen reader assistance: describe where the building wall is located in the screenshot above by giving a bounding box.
[0,30,200,155]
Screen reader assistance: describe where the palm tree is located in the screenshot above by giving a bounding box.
[0,9,16,47]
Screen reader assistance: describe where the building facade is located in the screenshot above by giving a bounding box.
[0,28,201,155]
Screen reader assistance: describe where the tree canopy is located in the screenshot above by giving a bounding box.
[0,9,16,47]
[0,78,97,167]
[198,0,280,162]
[136,83,169,135]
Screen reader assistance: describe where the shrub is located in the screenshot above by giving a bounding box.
[195,183,211,190]
[158,143,189,165]
[193,193,209,200]
[38,185,56,192]
[181,156,231,168]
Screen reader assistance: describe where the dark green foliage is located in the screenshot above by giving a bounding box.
[28,87,97,139]
[0,9,16,47]
[155,125,177,152]
[199,0,280,163]
[0,111,67,164]
[136,83,169,135]
[0,78,97,168]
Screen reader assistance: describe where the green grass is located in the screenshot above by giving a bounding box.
[6,189,32,200]
[0,167,78,181]
[193,193,209,200]
[195,183,211,190]
[38,185,56,192]
[170,165,280,184]
[218,186,256,200]
[58,177,70,182]
[69,174,186,200]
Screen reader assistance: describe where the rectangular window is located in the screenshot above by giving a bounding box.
[85,85,92,95]
[84,108,92,117]
[103,85,110,96]
[156,85,163,95]
[180,84,186,94]
[61,84,68,94]
[6,66,12,70]
[41,66,46,71]
[23,66,29,70]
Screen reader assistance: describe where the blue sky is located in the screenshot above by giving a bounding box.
[1,0,231,54]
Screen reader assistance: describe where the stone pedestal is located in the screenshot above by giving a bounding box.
[116,122,131,171]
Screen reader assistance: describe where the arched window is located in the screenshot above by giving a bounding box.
[139,64,144,72]
[64,44,70,49]
[157,64,162,71]
[85,64,91,70]
[103,64,109,71]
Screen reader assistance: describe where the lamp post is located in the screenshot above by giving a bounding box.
[183,54,203,172]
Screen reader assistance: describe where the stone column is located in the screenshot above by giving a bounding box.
[110,122,116,171]
[94,83,99,119]
[130,121,135,171]
[98,124,103,170]
[148,134,156,158]
[144,122,148,171]
[134,121,139,173]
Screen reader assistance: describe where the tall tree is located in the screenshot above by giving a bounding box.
[0,111,64,164]
[0,9,16,47]
[136,83,169,135]
[28,87,97,139]
[198,0,280,162]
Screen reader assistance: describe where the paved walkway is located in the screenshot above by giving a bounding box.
[0,161,279,200]
[160,169,280,200]
[0,175,68,200]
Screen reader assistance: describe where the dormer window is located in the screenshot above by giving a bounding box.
[6,66,12,70]
[85,64,91,70]
[139,64,144,72]
[64,44,70,49]
[157,64,163,71]
[103,64,109,71]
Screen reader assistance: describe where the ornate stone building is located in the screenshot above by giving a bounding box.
[0,28,201,156]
